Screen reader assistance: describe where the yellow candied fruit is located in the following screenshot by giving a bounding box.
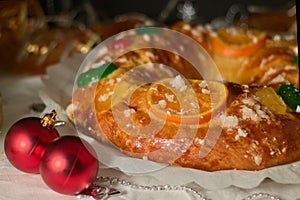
[255,87,287,115]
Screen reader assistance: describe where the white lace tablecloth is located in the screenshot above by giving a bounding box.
[0,75,300,200]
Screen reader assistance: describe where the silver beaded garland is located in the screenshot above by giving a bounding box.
[242,192,281,200]
[78,176,282,200]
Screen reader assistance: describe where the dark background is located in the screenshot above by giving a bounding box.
[38,0,296,25]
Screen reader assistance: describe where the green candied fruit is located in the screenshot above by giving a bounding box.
[135,26,161,35]
[277,83,300,111]
[294,57,298,65]
[77,62,117,88]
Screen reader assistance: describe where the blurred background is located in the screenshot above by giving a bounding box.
[0,0,297,74]
[38,0,296,24]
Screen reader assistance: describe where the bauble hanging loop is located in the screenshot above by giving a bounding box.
[40,109,57,128]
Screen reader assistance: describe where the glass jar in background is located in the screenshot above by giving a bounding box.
[14,0,100,74]
[0,0,28,73]
[16,17,100,74]
[27,0,47,40]
[0,0,46,73]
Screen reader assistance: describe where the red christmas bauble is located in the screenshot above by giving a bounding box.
[39,135,99,195]
[4,117,59,173]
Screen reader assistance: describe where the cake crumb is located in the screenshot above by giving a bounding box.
[235,128,248,140]
[296,105,300,113]
[170,75,187,92]
[254,155,262,166]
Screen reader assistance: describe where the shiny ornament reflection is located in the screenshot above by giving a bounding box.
[40,135,98,195]
[4,117,59,173]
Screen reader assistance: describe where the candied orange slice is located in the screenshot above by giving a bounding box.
[255,87,287,115]
[211,27,268,57]
[146,77,228,124]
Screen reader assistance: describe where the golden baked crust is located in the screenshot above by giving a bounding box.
[237,46,298,86]
[68,79,300,171]
[67,23,299,171]
[172,23,298,86]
